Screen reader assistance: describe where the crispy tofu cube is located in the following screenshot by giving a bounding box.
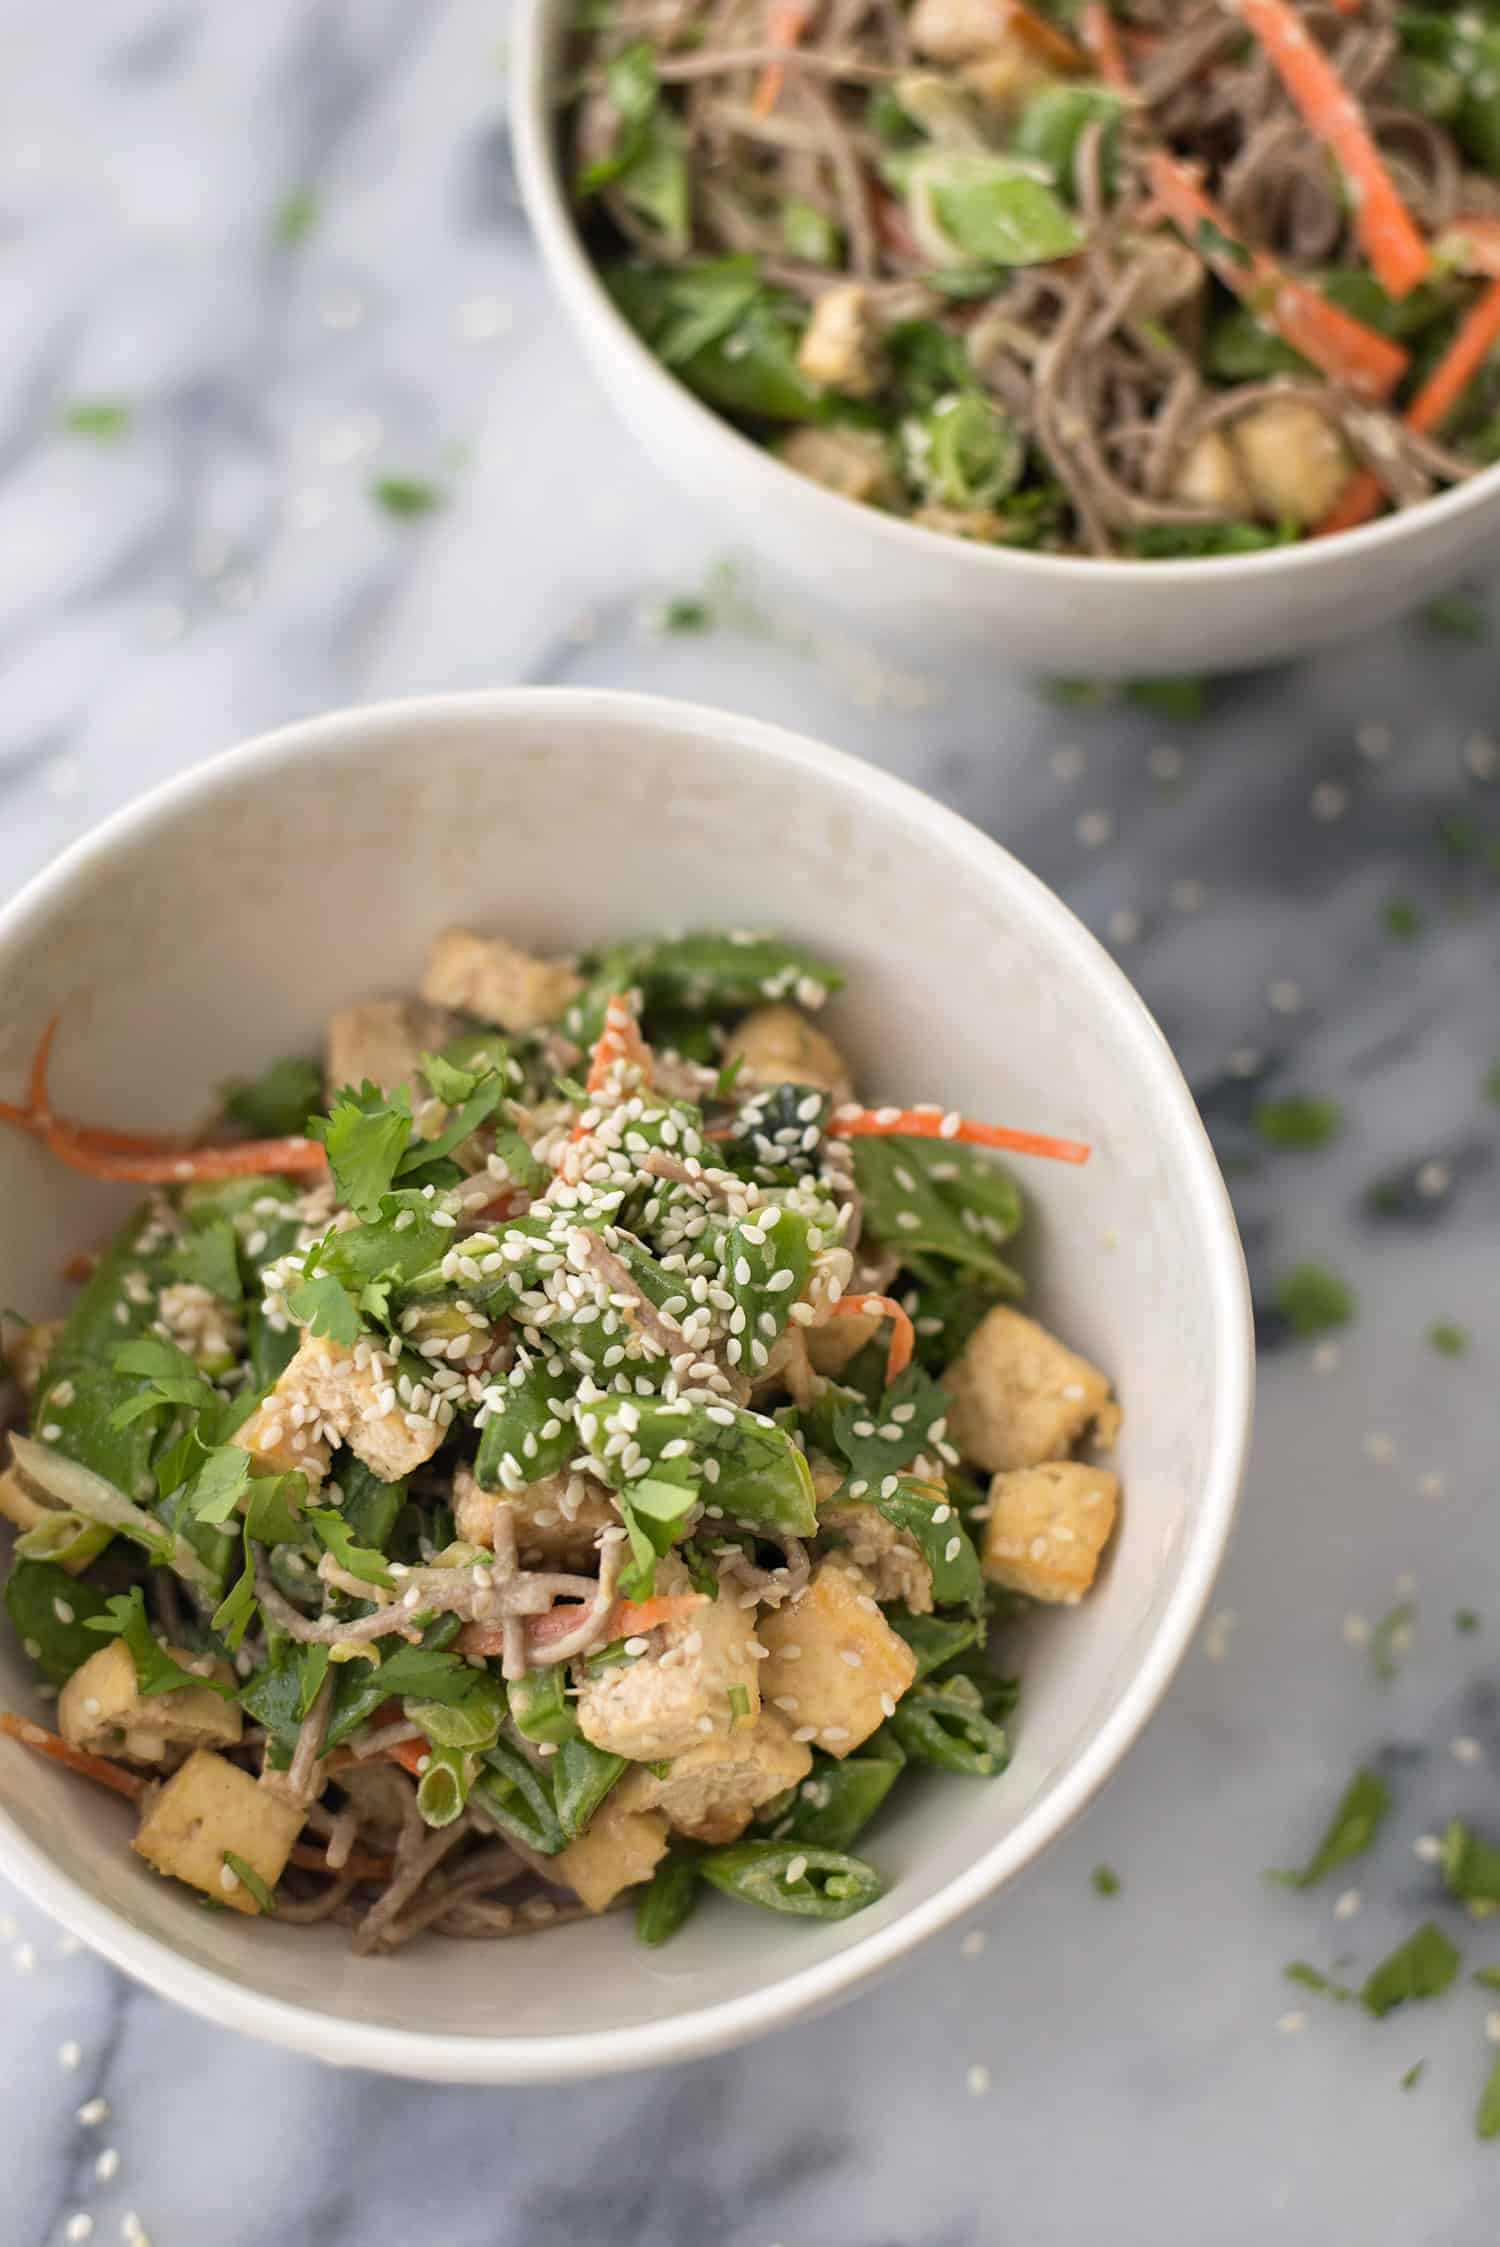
[959,41,1055,110]
[795,285,880,398]
[819,1499,933,1613]
[776,426,895,507]
[981,1461,1119,1604]
[942,1306,1117,1474]
[421,928,582,1033]
[453,1462,615,1570]
[637,1712,812,1843]
[911,0,1034,66]
[805,1307,879,1376]
[237,1333,443,1486]
[724,1003,854,1106]
[554,1769,669,1913]
[1230,398,1352,526]
[575,1558,761,1763]
[1173,430,1253,516]
[133,1751,304,1912]
[758,1554,916,1757]
[325,998,452,1098]
[59,1638,241,1764]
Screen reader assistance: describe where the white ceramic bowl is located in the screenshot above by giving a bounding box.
[0,689,1251,2081]
[511,0,1500,677]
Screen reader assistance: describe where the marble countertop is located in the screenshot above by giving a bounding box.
[6,5,1500,2242]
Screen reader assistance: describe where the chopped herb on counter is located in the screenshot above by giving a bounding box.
[1274,1263,1354,1336]
[1361,1922,1459,2018]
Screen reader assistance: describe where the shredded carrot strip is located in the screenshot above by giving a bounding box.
[566,991,652,1149]
[288,1841,395,1882]
[2,1017,328,1182]
[830,1292,914,1384]
[457,1590,706,1661]
[1005,0,1085,73]
[1080,2,1132,92]
[826,1105,1091,1166]
[1439,215,1500,278]
[752,0,812,118]
[0,1712,147,1801]
[1320,273,1500,533]
[1144,153,1409,402]
[1235,0,1429,299]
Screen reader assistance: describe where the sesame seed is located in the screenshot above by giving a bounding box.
[1333,1888,1361,1922]
[59,2040,82,2069]
[95,2150,120,2184]
[1309,781,1348,822]
[13,1942,35,1972]
[66,2217,94,2243]
[1266,978,1303,1016]
[1076,809,1113,849]
[785,1855,808,1884]
[1277,2011,1306,2036]
[1364,1432,1395,1464]
[78,2098,110,2125]
[966,2063,991,2097]
[1356,717,1393,759]
[1452,1736,1484,1765]
[960,1929,986,1959]
[1413,1834,1443,1863]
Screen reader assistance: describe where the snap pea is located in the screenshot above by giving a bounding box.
[902,1261,1003,1373]
[12,1512,113,1574]
[699,1839,884,1919]
[406,1671,506,1750]
[472,1740,565,1855]
[909,150,1084,268]
[724,1206,814,1371]
[508,1665,577,1745]
[2,1560,115,1685]
[716,1083,830,1181]
[776,1753,901,1852]
[869,1480,985,1614]
[1013,83,1128,201]
[475,1355,577,1489]
[607,260,826,425]
[851,1135,1021,1290]
[415,1743,477,1829]
[904,390,1023,511]
[552,1735,628,1843]
[1399,11,1500,170]
[580,1393,817,1537]
[889,1677,1009,1777]
[35,1201,183,1491]
[886,1608,983,1680]
[634,1849,703,1946]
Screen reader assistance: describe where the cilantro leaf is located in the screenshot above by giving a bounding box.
[1442,1820,1500,1904]
[615,1477,698,1602]
[321,1622,468,1751]
[1283,1959,1356,2002]
[396,1073,506,1176]
[108,1336,218,1428]
[1427,1320,1469,1357]
[370,475,445,518]
[84,1587,235,1699]
[1272,1766,1391,1888]
[1252,1096,1341,1150]
[1091,1864,1120,1897]
[1479,2055,1500,2141]
[62,400,131,440]
[180,1446,254,1526]
[1361,1922,1459,2017]
[1371,1600,1415,1682]
[831,1365,950,1491]
[211,1523,259,1651]
[284,1269,362,1344]
[308,1082,413,1221]
[1273,1263,1354,1336]
[870,1477,984,1615]
[309,1506,394,1590]
[272,187,319,247]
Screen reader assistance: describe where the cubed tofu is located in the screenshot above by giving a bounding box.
[637,1712,812,1843]
[453,1462,616,1571]
[959,42,1054,109]
[758,1554,916,1757]
[981,1460,1119,1604]
[819,1499,933,1613]
[776,425,895,507]
[421,928,582,1033]
[132,1750,304,1913]
[1229,399,1352,527]
[941,1306,1117,1474]
[795,285,880,398]
[553,1769,669,1913]
[237,1333,443,1486]
[911,0,1031,66]
[325,998,452,1098]
[723,1003,854,1105]
[1173,429,1253,516]
[575,1558,761,1763]
[59,1638,242,1764]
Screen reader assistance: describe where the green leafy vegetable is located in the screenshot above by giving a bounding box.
[851,1135,1021,1289]
[3,1561,116,1685]
[1013,83,1128,198]
[775,1752,900,1851]
[782,197,839,265]
[1442,1820,1500,1903]
[607,259,825,424]
[904,391,1023,510]
[1252,1096,1341,1150]
[223,1055,322,1138]
[1273,1766,1391,1888]
[885,1608,982,1679]
[308,1082,413,1221]
[910,150,1085,267]
[1274,1263,1354,1337]
[309,1507,394,1590]
[1361,1922,1459,2017]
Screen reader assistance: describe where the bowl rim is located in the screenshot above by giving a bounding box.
[509,0,1500,593]
[0,686,1253,2083]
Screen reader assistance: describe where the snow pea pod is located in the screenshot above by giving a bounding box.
[889,1677,1009,1777]
[634,1850,703,1947]
[699,1839,884,1919]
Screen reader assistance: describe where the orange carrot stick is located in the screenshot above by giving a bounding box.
[1005,0,1086,73]
[0,1711,147,1801]
[830,1291,915,1384]
[1320,274,1500,533]
[1235,0,1430,298]
[826,1105,1092,1165]
[1144,153,1409,402]
[752,0,811,118]
[1080,2,1132,92]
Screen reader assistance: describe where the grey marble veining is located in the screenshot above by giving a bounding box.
[5,4,1500,2242]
